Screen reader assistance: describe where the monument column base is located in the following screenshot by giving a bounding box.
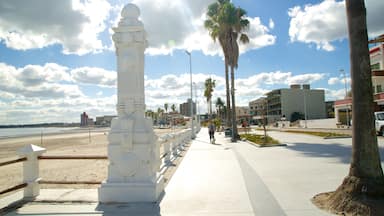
[98,176,164,203]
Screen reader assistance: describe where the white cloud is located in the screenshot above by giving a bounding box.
[0,91,15,100]
[144,71,327,111]
[71,67,116,87]
[324,88,346,101]
[328,77,340,85]
[0,61,330,123]
[0,62,83,100]
[239,17,276,54]
[288,0,384,51]
[327,76,350,85]
[2,95,117,124]
[236,71,325,87]
[17,63,71,86]
[0,0,111,55]
[0,62,115,124]
[288,73,325,85]
[0,0,276,56]
[129,0,275,56]
[269,18,275,29]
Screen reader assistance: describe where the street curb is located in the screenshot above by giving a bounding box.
[242,139,288,148]
[323,136,352,139]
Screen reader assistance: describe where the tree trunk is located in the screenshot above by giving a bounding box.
[312,1,384,214]
[230,65,238,141]
[225,59,231,128]
[209,98,212,120]
[347,0,383,180]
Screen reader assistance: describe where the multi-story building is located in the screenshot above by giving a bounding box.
[249,97,267,125]
[80,112,94,127]
[334,36,384,124]
[249,97,266,116]
[235,106,251,123]
[250,84,326,123]
[179,98,196,117]
[95,115,116,127]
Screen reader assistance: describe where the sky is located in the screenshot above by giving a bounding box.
[0,0,383,125]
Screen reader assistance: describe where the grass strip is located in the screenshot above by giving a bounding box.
[240,134,280,146]
[283,130,349,138]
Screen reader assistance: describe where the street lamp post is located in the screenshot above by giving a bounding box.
[193,82,200,127]
[303,89,307,128]
[340,69,350,127]
[186,51,195,139]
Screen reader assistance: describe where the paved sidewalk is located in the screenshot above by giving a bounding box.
[4,127,373,215]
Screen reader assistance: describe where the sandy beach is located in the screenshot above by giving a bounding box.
[0,127,185,195]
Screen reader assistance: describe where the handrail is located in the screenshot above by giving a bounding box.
[0,157,27,167]
[39,180,102,185]
[38,155,108,160]
[0,183,27,195]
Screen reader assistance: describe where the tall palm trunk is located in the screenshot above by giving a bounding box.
[347,0,383,179]
[230,65,238,141]
[312,0,384,214]
[225,59,231,127]
[209,98,212,120]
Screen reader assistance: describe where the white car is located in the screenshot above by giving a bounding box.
[375,111,384,136]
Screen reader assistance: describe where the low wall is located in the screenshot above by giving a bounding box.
[298,118,337,128]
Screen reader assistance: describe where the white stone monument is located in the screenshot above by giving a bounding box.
[98,3,164,203]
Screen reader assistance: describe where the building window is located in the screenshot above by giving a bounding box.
[377,85,382,93]
[371,63,380,70]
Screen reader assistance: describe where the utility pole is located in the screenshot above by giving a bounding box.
[186,51,195,139]
[341,69,350,127]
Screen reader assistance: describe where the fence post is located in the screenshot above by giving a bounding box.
[163,134,172,165]
[18,144,46,200]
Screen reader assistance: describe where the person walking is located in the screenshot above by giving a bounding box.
[208,121,215,143]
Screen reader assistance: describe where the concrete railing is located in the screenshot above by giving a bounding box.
[0,129,196,201]
[158,129,192,168]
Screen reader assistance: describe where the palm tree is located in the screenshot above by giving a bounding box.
[157,107,164,125]
[205,0,250,141]
[215,97,225,121]
[171,104,176,113]
[145,110,153,118]
[313,1,384,214]
[164,103,168,114]
[204,78,216,119]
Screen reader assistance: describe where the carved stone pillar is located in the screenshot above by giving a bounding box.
[98,3,164,203]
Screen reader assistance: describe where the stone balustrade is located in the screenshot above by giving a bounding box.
[5,129,195,201]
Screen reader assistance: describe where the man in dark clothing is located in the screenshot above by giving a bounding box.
[208,122,215,143]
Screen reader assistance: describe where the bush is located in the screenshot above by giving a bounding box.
[290,112,304,122]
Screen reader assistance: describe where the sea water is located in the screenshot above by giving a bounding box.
[0,127,78,139]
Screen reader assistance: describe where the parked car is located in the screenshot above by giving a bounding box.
[374,111,384,136]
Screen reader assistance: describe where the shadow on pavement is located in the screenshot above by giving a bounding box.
[96,192,165,216]
[286,142,384,164]
[193,138,222,146]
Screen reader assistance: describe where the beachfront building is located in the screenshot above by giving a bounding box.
[249,97,267,124]
[80,112,94,127]
[179,98,196,117]
[250,84,326,123]
[95,115,116,127]
[235,106,251,124]
[334,38,384,125]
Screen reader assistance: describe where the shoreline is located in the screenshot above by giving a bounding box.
[0,127,110,140]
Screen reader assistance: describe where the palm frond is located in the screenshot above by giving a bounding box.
[239,34,250,44]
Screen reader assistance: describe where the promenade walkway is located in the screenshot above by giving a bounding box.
[4,127,381,215]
